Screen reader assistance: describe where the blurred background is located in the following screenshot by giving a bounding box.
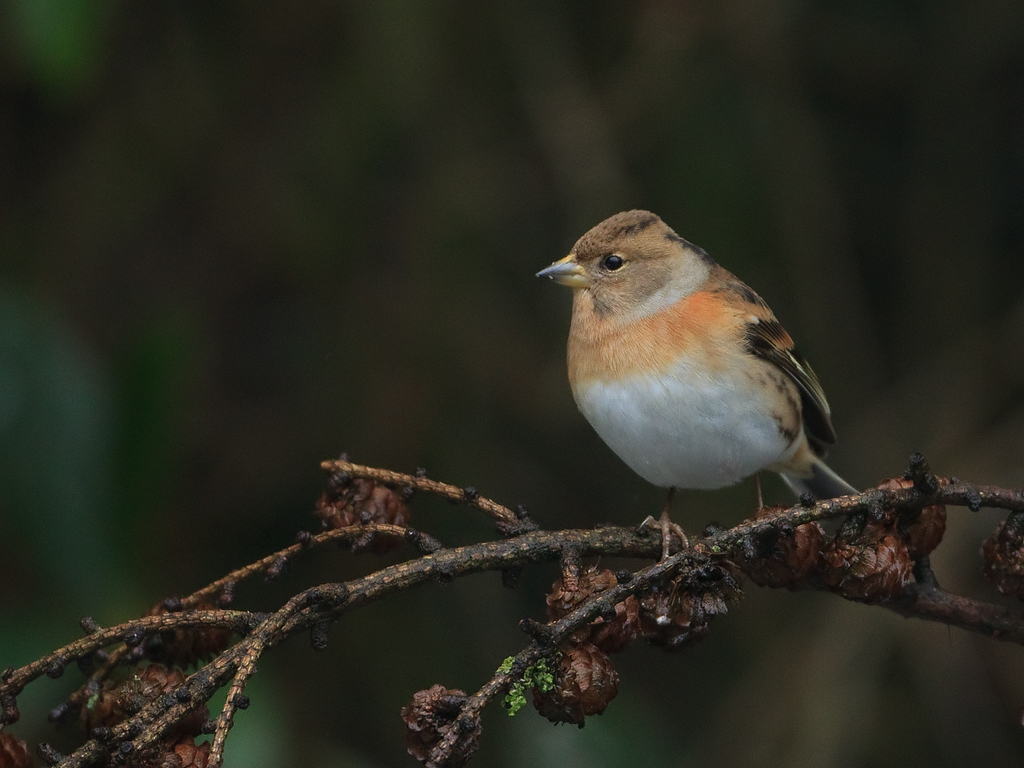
[1,1,1023,766]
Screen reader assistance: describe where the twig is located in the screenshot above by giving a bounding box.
[2,611,254,696]
[885,581,1024,643]
[180,522,412,608]
[208,588,330,766]
[51,524,409,722]
[320,459,533,530]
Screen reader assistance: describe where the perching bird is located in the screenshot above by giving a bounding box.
[537,210,855,553]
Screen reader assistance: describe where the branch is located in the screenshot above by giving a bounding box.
[1,457,1022,768]
[320,458,537,532]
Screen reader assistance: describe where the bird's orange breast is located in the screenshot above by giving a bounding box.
[567,290,741,386]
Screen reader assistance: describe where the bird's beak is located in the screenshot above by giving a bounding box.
[535,254,590,288]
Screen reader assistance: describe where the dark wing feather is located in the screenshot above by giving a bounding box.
[744,318,837,453]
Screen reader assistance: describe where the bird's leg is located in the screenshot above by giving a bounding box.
[642,487,688,559]
[754,472,764,510]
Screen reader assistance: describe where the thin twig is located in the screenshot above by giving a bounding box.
[2,611,254,696]
[320,459,529,528]
[180,522,411,607]
[46,524,409,720]
[208,588,328,765]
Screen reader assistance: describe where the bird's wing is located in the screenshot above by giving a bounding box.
[708,266,838,452]
[744,314,837,452]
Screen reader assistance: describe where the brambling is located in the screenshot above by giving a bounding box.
[538,210,856,553]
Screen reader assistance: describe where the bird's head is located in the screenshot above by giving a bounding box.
[536,210,714,318]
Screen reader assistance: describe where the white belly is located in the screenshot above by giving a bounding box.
[573,360,797,490]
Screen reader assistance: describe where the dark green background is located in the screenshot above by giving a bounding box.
[2,1,1023,766]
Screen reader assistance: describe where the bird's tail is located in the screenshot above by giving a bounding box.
[780,457,858,500]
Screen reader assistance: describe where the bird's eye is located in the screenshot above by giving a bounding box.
[602,254,625,271]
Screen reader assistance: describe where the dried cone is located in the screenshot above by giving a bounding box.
[531,643,619,726]
[81,664,208,736]
[876,477,948,559]
[981,511,1024,600]
[147,752,184,768]
[137,664,209,736]
[545,567,639,654]
[401,685,480,768]
[165,739,213,768]
[150,600,233,668]
[822,518,912,603]
[0,733,32,768]
[639,565,739,650]
[737,506,825,588]
[315,475,410,553]
[639,583,708,649]
[81,678,125,731]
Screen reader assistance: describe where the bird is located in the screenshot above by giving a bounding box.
[537,210,856,556]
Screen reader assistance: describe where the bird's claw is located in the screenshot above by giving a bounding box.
[641,511,688,560]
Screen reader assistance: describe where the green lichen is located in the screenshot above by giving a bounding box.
[500,657,555,716]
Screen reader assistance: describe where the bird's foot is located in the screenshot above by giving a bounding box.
[641,510,688,560]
